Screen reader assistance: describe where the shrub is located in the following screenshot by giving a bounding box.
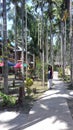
[58,68,63,77]
[36,60,48,81]
[54,65,59,71]
[63,75,70,81]
[26,78,33,87]
[25,78,33,96]
[0,92,16,107]
[36,62,42,79]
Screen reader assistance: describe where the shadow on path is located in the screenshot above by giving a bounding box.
[0,79,73,130]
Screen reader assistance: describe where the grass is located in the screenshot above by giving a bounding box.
[30,81,48,100]
[0,74,48,113]
[0,80,48,113]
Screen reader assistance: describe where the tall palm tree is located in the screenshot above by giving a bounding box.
[60,0,69,78]
[14,1,17,64]
[69,0,73,85]
[18,0,25,103]
[32,0,45,86]
[47,0,61,68]
[3,0,8,94]
[32,0,62,63]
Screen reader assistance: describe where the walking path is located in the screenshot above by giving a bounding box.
[0,72,73,130]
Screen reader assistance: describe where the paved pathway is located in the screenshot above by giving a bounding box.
[0,72,73,130]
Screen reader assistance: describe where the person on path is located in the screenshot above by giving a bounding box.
[47,65,53,89]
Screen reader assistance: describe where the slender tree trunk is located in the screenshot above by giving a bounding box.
[18,0,25,103]
[64,20,67,66]
[15,2,17,64]
[62,19,67,78]
[25,7,28,79]
[3,0,8,94]
[60,34,63,69]
[61,21,65,78]
[14,2,17,81]
[49,1,53,69]
[70,0,73,84]
[49,18,53,71]
[46,20,48,64]
[38,19,42,59]
[41,0,45,87]
[33,54,35,68]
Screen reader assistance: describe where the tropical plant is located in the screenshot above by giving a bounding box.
[0,92,16,107]
[26,78,33,86]
[25,78,33,96]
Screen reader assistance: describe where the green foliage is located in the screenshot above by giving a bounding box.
[0,92,16,107]
[25,78,33,96]
[63,75,70,82]
[58,67,63,77]
[28,68,35,79]
[26,87,32,96]
[36,59,42,79]
[54,65,59,71]
[26,78,33,87]
[35,58,48,81]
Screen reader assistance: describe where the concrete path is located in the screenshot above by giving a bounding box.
[0,72,73,130]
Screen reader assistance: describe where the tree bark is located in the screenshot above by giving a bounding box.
[46,20,48,64]
[70,0,73,84]
[3,0,8,94]
[61,21,65,78]
[41,0,45,87]
[18,0,25,103]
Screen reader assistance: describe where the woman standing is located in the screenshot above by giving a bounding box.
[48,66,53,89]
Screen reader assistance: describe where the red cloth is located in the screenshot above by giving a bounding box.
[14,63,22,68]
[0,62,4,67]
